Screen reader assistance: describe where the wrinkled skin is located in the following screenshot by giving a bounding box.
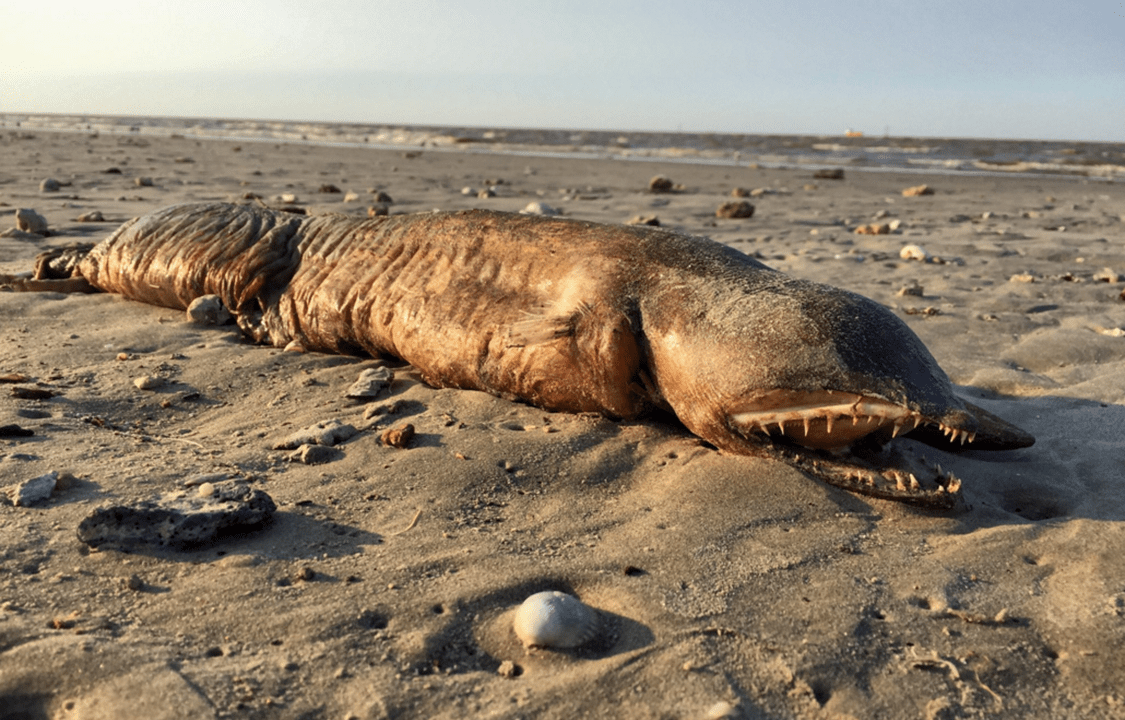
[9,202,1034,508]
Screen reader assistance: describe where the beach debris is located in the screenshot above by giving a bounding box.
[135,177,154,187]
[10,386,54,400]
[715,201,755,219]
[76,210,106,222]
[899,244,932,262]
[279,193,299,203]
[343,191,360,202]
[513,590,599,649]
[1009,272,1037,283]
[855,223,891,235]
[345,367,394,400]
[275,419,357,449]
[648,175,675,193]
[288,443,341,464]
[368,204,390,217]
[133,375,165,391]
[0,424,34,438]
[626,214,661,227]
[380,423,415,449]
[7,471,70,507]
[15,208,49,235]
[897,280,925,297]
[0,373,32,383]
[520,201,560,216]
[814,168,845,180]
[186,295,232,325]
[76,483,276,549]
[902,184,935,197]
[1093,267,1123,283]
[39,178,61,192]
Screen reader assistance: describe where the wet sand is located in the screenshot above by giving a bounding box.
[2,128,1124,719]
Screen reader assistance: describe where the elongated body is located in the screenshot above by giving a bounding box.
[46,202,1033,506]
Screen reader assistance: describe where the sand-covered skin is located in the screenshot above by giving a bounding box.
[2,130,1124,719]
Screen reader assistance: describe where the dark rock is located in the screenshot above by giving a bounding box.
[76,483,276,549]
[715,201,755,219]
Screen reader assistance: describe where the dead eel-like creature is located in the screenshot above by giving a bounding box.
[10,202,1034,508]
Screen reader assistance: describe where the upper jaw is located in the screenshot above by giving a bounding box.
[727,389,976,452]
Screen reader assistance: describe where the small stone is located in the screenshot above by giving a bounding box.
[715,201,754,219]
[318,183,342,193]
[372,190,393,203]
[343,191,360,202]
[477,188,496,198]
[902,184,934,197]
[626,214,661,226]
[648,175,674,193]
[275,419,357,449]
[813,168,845,180]
[186,295,232,325]
[897,280,925,297]
[497,660,520,678]
[134,375,165,391]
[461,186,476,196]
[345,367,394,400]
[520,201,560,216]
[380,423,415,449]
[40,178,61,192]
[367,204,389,217]
[1009,273,1037,283]
[15,209,48,235]
[854,223,890,235]
[289,444,341,465]
[730,187,751,197]
[76,210,105,222]
[135,177,154,187]
[900,244,931,261]
[9,471,58,506]
[125,574,144,591]
[197,482,216,498]
[1093,268,1123,283]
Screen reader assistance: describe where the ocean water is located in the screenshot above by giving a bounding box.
[4,113,1123,180]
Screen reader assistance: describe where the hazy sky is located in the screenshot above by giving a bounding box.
[4,0,1123,141]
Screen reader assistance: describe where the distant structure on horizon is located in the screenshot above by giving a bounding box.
[845,129,864,138]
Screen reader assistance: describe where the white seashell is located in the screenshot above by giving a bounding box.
[513,591,599,648]
[519,201,560,216]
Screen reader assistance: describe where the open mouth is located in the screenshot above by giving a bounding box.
[727,389,991,509]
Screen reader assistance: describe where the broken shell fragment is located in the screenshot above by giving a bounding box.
[513,591,599,649]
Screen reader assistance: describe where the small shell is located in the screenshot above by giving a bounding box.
[513,591,599,649]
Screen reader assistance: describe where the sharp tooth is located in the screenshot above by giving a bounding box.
[948,477,962,493]
[802,416,810,436]
[825,414,835,434]
[892,420,905,438]
[909,474,920,490]
[895,475,907,491]
[968,432,976,443]
[852,414,860,426]
[959,431,968,446]
[913,415,923,429]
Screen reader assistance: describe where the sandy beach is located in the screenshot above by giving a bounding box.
[2,127,1125,719]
